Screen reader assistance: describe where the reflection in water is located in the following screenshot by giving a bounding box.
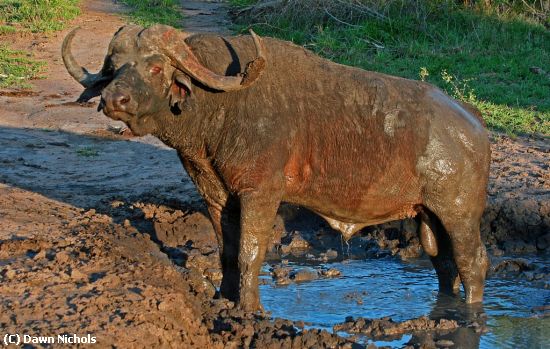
[410,295,483,349]
[487,316,549,349]
[260,257,550,349]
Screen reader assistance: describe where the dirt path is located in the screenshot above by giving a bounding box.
[181,0,232,35]
[0,0,548,348]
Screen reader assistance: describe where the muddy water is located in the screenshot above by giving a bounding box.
[260,256,549,348]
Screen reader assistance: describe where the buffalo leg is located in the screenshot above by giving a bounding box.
[442,220,488,303]
[422,163,488,303]
[238,191,281,311]
[428,217,461,295]
[450,225,488,303]
[207,198,241,302]
[419,212,460,295]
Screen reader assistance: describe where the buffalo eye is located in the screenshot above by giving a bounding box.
[150,66,162,75]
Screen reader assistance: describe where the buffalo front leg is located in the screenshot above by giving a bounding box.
[207,198,240,302]
[238,191,281,311]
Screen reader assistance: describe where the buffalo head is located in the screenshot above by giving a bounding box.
[62,24,266,135]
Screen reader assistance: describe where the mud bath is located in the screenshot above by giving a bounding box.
[260,257,550,348]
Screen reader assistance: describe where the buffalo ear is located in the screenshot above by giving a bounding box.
[169,71,193,110]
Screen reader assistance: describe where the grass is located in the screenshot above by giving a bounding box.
[0,45,45,88]
[119,0,184,28]
[230,0,549,135]
[76,147,99,157]
[230,0,257,6]
[0,0,80,33]
[0,0,81,88]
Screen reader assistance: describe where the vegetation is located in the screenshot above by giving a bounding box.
[0,0,80,33]
[230,0,549,135]
[119,0,184,28]
[0,45,45,88]
[0,0,82,88]
[76,147,99,157]
[0,0,183,89]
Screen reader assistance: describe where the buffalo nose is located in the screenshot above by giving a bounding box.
[112,92,131,110]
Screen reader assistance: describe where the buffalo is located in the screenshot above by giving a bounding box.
[62,24,491,311]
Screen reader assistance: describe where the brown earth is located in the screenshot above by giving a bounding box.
[0,0,548,348]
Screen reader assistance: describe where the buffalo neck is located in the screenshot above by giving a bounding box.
[154,90,228,162]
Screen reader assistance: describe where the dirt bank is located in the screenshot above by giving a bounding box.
[0,0,548,348]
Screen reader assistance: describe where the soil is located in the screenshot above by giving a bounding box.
[0,0,548,348]
[182,1,232,35]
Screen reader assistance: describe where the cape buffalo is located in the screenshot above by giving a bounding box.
[62,24,491,311]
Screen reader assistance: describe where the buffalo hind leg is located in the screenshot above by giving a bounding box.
[420,212,461,295]
[444,221,488,303]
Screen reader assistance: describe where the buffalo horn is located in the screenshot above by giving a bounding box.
[148,26,266,92]
[61,27,106,88]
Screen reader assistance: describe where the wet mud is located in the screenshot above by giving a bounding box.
[0,0,548,348]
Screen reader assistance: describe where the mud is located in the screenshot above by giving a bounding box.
[0,185,215,348]
[483,134,549,251]
[0,0,548,348]
[0,184,361,348]
[0,90,40,97]
[334,316,461,339]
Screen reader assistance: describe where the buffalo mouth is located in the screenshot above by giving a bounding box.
[105,110,135,122]
[100,108,135,123]
[100,105,154,137]
[98,97,137,122]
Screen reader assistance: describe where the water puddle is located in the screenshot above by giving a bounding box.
[260,256,549,348]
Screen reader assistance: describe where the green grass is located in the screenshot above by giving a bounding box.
[230,1,550,135]
[119,0,184,28]
[76,147,99,157]
[0,25,17,35]
[0,46,45,88]
[0,0,80,33]
[229,0,256,6]
[0,0,81,88]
